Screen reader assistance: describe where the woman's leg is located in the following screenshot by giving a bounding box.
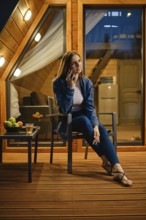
[72,115,119,166]
[72,115,105,156]
[72,115,132,186]
[98,123,119,166]
[98,123,132,185]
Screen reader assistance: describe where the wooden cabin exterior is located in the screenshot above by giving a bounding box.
[0,1,146,219]
[0,0,146,153]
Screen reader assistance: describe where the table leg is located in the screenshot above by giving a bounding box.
[68,136,72,174]
[67,114,72,174]
[28,139,32,183]
[0,139,2,163]
[34,133,39,163]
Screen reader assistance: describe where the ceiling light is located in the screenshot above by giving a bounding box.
[35,33,41,42]
[13,68,21,77]
[0,56,5,67]
[24,9,32,21]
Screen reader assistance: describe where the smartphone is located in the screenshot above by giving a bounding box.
[70,72,75,81]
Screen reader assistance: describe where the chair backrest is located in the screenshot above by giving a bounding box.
[47,96,54,114]
[47,96,83,137]
[47,96,60,129]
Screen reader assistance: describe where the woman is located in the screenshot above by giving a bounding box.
[53,51,132,187]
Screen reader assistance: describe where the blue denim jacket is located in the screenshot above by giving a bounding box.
[53,76,99,139]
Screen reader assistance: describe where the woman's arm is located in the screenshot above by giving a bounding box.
[83,78,99,127]
[53,78,74,114]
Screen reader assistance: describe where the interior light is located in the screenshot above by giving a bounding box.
[0,56,5,67]
[24,9,32,21]
[104,25,118,28]
[14,68,21,77]
[35,33,41,42]
[127,12,132,17]
[104,25,111,28]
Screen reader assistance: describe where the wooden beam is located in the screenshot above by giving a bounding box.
[91,50,113,86]
[79,0,146,4]
[44,0,71,4]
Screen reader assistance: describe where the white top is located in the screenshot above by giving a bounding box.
[72,81,83,112]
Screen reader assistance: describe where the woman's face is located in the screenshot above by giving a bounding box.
[70,54,82,75]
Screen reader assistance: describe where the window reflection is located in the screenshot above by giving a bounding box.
[84,8,143,145]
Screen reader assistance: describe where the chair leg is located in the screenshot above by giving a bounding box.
[50,132,54,164]
[84,141,89,159]
[68,136,72,174]
[67,113,72,174]
[113,135,117,153]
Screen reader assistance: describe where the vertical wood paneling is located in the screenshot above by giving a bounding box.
[66,0,72,51]
[71,0,78,51]
[78,0,83,56]
[144,7,146,145]
[0,80,7,141]
[78,0,146,4]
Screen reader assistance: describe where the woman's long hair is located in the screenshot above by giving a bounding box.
[56,51,84,79]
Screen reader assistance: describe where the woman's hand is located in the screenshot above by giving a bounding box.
[93,125,100,145]
[66,70,78,88]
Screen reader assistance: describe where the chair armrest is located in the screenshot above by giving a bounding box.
[98,112,116,133]
[98,112,116,116]
[46,113,68,118]
[46,113,72,133]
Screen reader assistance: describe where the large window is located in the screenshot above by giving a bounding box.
[84,7,144,145]
[6,6,66,146]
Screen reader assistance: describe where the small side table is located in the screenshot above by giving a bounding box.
[0,126,40,183]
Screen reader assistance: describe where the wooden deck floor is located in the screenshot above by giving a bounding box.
[0,151,146,220]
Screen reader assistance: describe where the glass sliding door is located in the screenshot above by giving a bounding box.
[84,7,144,145]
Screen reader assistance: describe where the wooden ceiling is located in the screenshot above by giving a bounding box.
[0,0,45,79]
[0,0,67,103]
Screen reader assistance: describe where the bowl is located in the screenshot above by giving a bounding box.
[4,126,21,132]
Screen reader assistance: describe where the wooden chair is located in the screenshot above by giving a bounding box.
[34,97,117,174]
[46,96,88,174]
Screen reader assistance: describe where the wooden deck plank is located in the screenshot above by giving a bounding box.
[0,208,145,217]
[0,152,145,219]
[0,200,145,208]
[0,217,146,220]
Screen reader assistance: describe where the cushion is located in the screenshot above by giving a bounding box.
[22,96,32,105]
[31,91,48,105]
